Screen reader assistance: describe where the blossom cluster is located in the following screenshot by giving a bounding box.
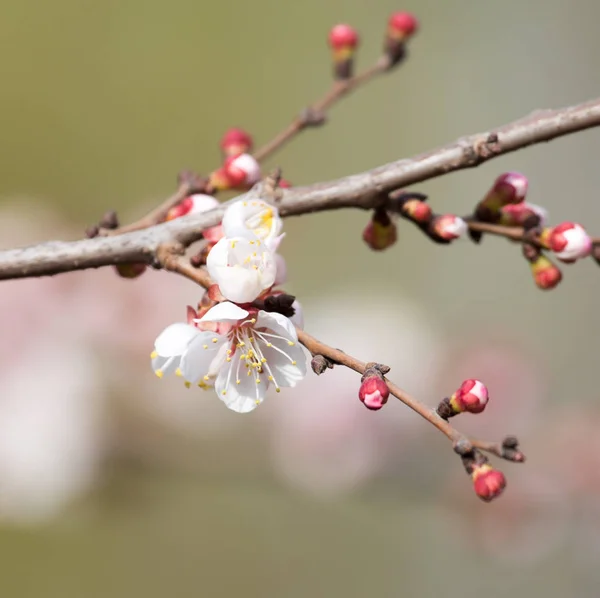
[152,195,307,413]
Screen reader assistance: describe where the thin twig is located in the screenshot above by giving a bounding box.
[253,57,391,162]
[295,329,515,459]
[1,96,600,279]
[101,182,192,236]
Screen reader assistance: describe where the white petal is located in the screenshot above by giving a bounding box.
[260,337,307,387]
[188,194,220,214]
[221,201,254,239]
[198,302,249,323]
[154,323,200,357]
[180,331,226,384]
[290,299,304,329]
[212,266,265,304]
[206,237,229,276]
[215,355,266,413]
[274,254,287,286]
[255,310,298,342]
[265,233,285,252]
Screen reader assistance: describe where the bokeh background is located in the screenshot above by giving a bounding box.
[1,0,600,596]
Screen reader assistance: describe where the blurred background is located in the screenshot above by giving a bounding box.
[1,0,600,596]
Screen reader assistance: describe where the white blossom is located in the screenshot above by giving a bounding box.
[152,302,306,413]
[206,236,277,303]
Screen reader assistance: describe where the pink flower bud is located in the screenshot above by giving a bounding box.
[402,199,432,224]
[224,153,262,188]
[476,172,528,221]
[388,12,419,39]
[547,222,592,263]
[450,379,489,414]
[220,127,253,157]
[499,202,548,228]
[362,210,397,251]
[278,178,292,189]
[358,376,389,411]
[114,263,147,279]
[431,214,467,240]
[471,464,507,502]
[328,24,359,79]
[328,24,359,50]
[166,194,219,221]
[530,254,562,290]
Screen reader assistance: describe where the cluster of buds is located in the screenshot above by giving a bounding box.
[358,363,390,411]
[365,191,467,250]
[436,379,489,419]
[327,11,418,80]
[470,172,597,290]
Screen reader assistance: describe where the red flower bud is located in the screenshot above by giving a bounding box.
[499,202,547,228]
[220,127,253,157]
[362,209,397,251]
[471,464,506,502]
[210,154,262,191]
[114,263,147,279]
[546,222,592,263]
[358,376,390,410]
[476,172,528,222]
[402,199,432,224]
[384,12,418,66]
[328,24,359,50]
[388,12,419,38]
[530,254,562,290]
[430,214,467,240]
[449,379,489,414]
[328,24,359,79]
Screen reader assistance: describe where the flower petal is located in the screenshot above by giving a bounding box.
[197,301,249,324]
[255,310,298,342]
[154,323,200,357]
[211,266,266,304]
[260,337,307,387]
[215,354,267,413]
[180,331,226,384]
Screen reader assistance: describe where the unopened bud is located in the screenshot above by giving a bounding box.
[449,379,489,414]
[499,202,547,228]
[545,222,592,263]
[328,24,359,79]
[358,375,390,411]
[220,127,253,157]
[471,464,507,502]
[166,194,219,221]
[362,208,397,251]
[114,263,147,279]
[476,172,528,222]
[225,153,262,188]
[384,12,418,66]
[402,199,432,224]
[529,253,562,290]
[430,214,467,241]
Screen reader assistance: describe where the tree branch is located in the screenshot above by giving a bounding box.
[296,329,520,460]
[1,96,600,280]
